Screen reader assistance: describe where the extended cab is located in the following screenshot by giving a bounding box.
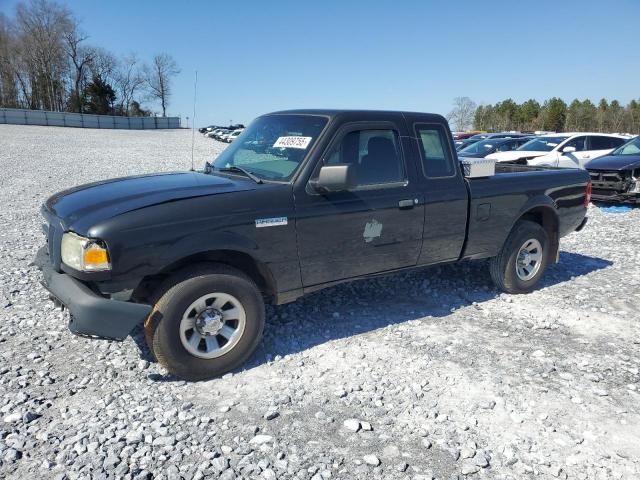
[36,110,591,380]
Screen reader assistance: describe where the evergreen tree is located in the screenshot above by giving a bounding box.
[84,74,115,114]
[597,98,609,131]
[540,98,567,132]
[518,99,540,131]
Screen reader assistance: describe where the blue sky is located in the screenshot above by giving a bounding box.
[2,0,639,126]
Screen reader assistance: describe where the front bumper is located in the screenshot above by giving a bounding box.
[34,247,151,340]
[591,192,640,204]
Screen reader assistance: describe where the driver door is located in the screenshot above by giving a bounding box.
[294,119,424,287]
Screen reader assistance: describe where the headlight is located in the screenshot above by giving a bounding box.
[61,232,111,272]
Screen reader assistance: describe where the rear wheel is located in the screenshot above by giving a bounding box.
[489,220,550,294]
[144,265,265,380]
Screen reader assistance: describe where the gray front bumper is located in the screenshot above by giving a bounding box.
[34,247,151,340]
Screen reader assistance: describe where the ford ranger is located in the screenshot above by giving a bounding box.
[36,110,590,380]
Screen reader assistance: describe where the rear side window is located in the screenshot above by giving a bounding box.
[325,129,404,186]
[589,136,625,150]
[415,124,455,177]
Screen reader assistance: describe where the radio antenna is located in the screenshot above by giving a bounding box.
[190,70,198,171]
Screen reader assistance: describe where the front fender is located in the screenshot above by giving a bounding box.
[155,229,262,272]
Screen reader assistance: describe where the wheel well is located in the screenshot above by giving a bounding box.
[519,206,559,260]
[133,250,276,303]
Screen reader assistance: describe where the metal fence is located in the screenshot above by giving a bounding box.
[0,108,181,129]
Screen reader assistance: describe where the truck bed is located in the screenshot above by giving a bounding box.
[461,163,589,260]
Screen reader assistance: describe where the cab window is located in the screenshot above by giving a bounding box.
[325,129,405,187]
[415,124,455,177]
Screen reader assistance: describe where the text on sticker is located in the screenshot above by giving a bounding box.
[273,136,312,149]
[256,217,288,228]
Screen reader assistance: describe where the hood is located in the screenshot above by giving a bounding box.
[44,171,255,230]
[585,154,640,171]
[486,150,548,162]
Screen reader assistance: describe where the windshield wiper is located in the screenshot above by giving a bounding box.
[218,165,263,184]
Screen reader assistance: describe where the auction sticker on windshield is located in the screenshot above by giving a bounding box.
[273,136,312,149]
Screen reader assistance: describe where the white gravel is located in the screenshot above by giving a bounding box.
[0,124,639,479]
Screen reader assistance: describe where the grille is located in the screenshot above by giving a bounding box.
[588,170,633,194]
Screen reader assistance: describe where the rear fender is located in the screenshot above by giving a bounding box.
[508,196,560,262]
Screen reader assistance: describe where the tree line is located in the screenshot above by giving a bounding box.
[0,0,180,117]
[447,96,640,134]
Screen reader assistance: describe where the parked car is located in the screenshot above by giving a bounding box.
[219,130,234,140]
[35,109,590,380]
[468,132,530,141]
[456,132,529,151]
[205,129,223,138]
[458,137,533,159]
[488,133,629,168]
[453,131,484,140]
[226,129,244,143]
[211,129,229,139]
[455,138,481,151]
[586,135,640,204]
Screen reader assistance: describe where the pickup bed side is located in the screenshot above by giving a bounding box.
[462,165,590,260]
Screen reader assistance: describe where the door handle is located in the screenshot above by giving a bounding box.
[582,154,590,159]
[398,199,416,209]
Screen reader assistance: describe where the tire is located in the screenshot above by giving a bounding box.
[144,264,265,380]
[489,220,550,294]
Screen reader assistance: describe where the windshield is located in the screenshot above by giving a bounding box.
[468,134,489,141]
[459,139,504,156]
[517,136,568,152]
[212,114,327,181]
[612,136,640,156]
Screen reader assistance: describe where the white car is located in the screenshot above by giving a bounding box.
[487,133,629,168]
[226,129,244,143]
[206,128,227,139]
[218,130,234,141]
[205,129,221,138]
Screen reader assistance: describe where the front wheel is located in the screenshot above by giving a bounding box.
[489,220,550,294]
[144,265,265,380]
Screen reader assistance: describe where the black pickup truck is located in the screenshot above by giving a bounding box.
[36,110,590,380]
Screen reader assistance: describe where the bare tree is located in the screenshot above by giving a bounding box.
[446,96,477,131]
[14,0,73,111]
[0,14,20,107]
[114,53,144,115]
[63,22,94,112]
[144,53,179,117]
[89,47,117,82]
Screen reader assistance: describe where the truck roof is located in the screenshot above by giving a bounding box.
[269,109,446,122]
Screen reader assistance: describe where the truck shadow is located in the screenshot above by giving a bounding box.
[138,251,612,381]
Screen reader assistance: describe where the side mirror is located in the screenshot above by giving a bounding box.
[311,164,354,193]
[562,146,576,153]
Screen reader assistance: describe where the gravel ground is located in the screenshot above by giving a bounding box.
[0,124,639,480]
